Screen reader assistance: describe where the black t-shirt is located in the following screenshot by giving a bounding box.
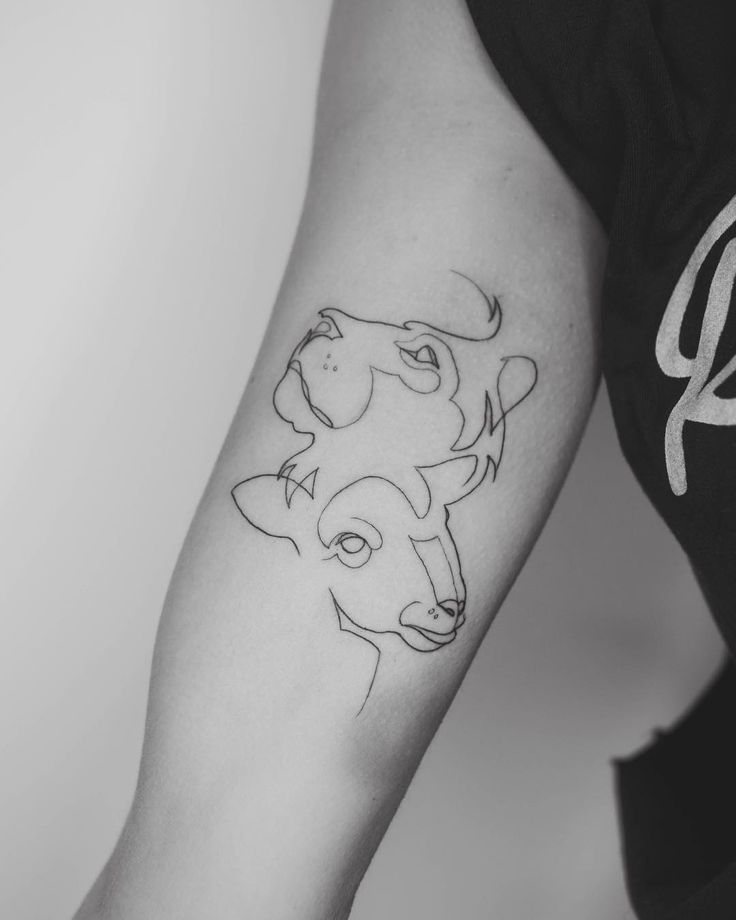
[465,1,736,916]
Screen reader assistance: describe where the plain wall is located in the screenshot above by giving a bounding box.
[0,2,724,918]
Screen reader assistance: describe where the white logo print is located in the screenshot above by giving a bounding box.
[656,193,736,496]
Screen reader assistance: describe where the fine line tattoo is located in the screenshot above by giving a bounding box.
[232,272,538,711]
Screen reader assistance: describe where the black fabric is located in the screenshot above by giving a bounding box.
[616,660,736,919]
[465,0,736,652]
[464,1,736,916]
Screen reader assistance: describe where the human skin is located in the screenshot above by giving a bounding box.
[73,1,605,918]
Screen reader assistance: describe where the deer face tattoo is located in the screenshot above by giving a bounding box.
[232,273,537,710]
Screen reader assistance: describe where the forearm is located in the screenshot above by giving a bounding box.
[74,3,604,918]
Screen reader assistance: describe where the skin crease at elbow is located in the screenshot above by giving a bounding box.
[232,271,538,713]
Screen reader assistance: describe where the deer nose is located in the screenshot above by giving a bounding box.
[436,599,466,629]
[419,601,461,633]
[437,599,459,618]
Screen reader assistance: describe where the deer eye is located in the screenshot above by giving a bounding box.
[333,533,373,568]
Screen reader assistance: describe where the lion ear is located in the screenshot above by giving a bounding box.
[417,455,479,510]
[231,474,313,554]
[498,356,537,415]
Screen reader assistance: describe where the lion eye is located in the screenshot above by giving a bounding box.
[414,345,439,367]
[399,343,439,369]
[332,532,373,568]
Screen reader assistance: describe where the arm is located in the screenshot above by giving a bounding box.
[75,1,604,917]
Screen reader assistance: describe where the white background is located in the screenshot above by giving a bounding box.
[0,2,724,918]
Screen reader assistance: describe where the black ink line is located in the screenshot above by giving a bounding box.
[331,590,380,717]
[231,272,539,712]
[449,269,502,334]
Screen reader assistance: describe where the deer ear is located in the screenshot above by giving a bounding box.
[231,474,313,554]
[418,455,479,509]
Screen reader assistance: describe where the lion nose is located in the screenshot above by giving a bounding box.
[304,315,339,345]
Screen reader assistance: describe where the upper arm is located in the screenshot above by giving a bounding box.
[241,0,605,679]
[217,0,604,710]
[80,3,607,919]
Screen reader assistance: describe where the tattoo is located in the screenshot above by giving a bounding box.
[232,272,537,711]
